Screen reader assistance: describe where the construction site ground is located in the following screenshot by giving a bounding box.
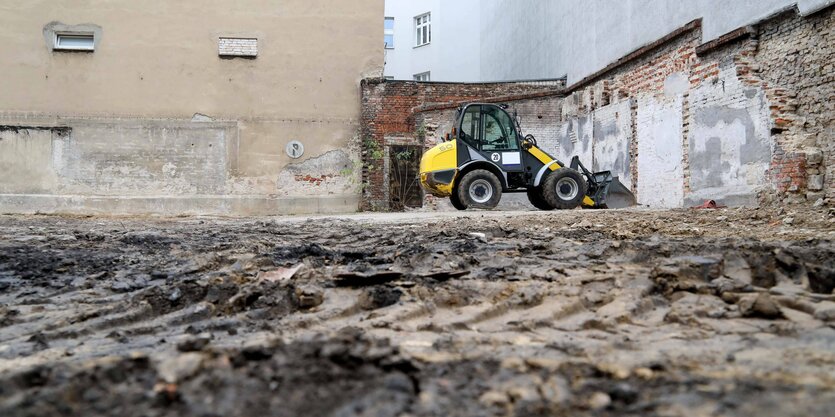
[1,206,834,417]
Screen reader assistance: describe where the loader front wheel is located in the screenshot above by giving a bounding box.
[457,169,502,210]
[526,187,553,211]
[449,191,468,211]
[543,168,587,210]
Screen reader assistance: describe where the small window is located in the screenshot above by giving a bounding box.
[413,72,430,82]
[384,17,394,49]
[415,13,431,47]
[54,33,94,51]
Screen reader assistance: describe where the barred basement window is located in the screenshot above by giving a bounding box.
[54,33,95,51]
[415,13,430,47]
[218,37,258,58]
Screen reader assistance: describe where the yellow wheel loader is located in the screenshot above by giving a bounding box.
[419,103,636,210]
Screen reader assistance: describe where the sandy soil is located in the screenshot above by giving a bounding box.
[0,206,834,417]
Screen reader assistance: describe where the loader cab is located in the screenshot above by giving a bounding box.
[457,103,538,189]
[458,104,522,169]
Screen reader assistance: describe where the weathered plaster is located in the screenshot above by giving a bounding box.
[688,64,772,206]
[637,96,685,208]
[592,99,634,189]
[0,0,385,215]
[276,149,357,196]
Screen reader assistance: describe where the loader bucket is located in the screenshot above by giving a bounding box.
[603,177,637,209]
[569,156,637,209]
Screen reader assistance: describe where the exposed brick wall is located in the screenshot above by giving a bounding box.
[359,79,564,211]
[554,5,833,206]
[756,7,835,202]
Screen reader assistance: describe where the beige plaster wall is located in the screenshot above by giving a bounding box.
[0,0,384,215]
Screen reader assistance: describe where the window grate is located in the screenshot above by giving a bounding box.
[54,33,95,51]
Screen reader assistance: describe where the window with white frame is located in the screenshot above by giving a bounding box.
[384,17,394,49]
[415,13,431,47]
[53,33,95,51]
[414,72,430,82]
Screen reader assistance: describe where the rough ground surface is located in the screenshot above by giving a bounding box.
[1,206,834,417]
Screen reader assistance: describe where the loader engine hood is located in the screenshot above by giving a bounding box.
[419,140,459,197]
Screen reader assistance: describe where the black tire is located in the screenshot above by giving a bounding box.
[449,191,468,211]
[542,168,587,210]
[457,169,502,210]
[526,187,553,211]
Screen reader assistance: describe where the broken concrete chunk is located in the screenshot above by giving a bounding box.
[806,264,835,295]
[813,301,835,322]
[479,390,509,407]
[739,293,784,319]
[294,285,324,309]
[359,287,402,310]
[468,232,487,240]
[779,306,825,329]
[176,333,212,352]
[744,254,777,289]
[539,375,571,405]
[667,292,730,322]
[711,277,750,294]
[723,254,752,285]
[587,392,612,410]
[158,352,204,383]
[652,256,722,295]
[258,264,303,282]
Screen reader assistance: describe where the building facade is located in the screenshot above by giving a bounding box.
[382,0,481,82]
[0,0,384,215]
[385,0,835,84]
[480,0,835,84]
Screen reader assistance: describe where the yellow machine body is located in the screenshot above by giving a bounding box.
[419,140,458,197]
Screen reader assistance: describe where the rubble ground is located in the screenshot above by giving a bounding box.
[0,206,834,417]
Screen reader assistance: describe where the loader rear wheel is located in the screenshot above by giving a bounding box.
[543,168,587,210]
[457,169,502,210]
[449,191,468,211]
[526,187,553,211]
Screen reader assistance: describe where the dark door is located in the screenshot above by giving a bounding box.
[389,145,423,210]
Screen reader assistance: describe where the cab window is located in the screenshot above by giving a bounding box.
[459,105,481,146]
[481,106,519,151]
